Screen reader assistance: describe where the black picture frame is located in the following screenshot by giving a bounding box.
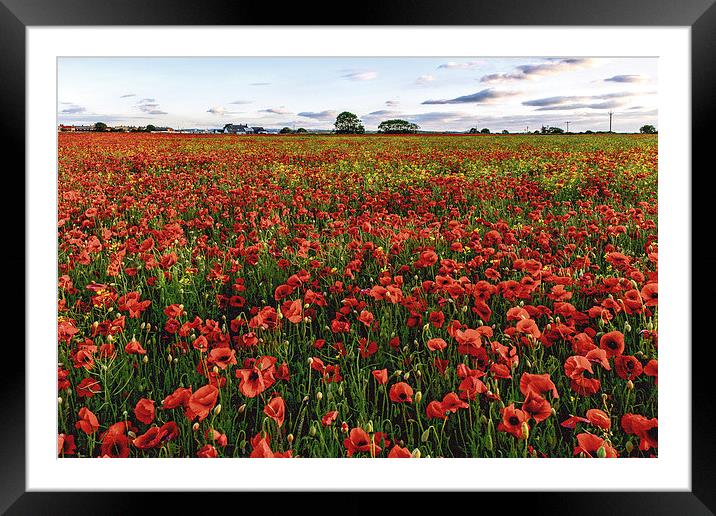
[4,0,712,513]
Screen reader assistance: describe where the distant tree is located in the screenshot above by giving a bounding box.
[145,124,156,132]
[94,122,108,132]
[377,119,419,134]
[541,126,564,134]
[533,130,540,134]
[334,112,365,134]
[585,130,594,134]
[295,128,308,133]
[502,129,509,134]
[480,128,490,134]
[640,124,657,134]
[279,127,293,134]
[468,128,479,134]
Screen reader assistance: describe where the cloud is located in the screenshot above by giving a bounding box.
[605,74,649,83]
[230,100,253,104]
[341,70,378,81]
[480,58,597,83]
[120,93,136,98]
[523,91,645,110]
[422,88,520,105]
[249,82,271,86]
[206,106,229,115]
[437,61,482,70]
[297,110,338,121]
[261,107,292,115]
[136,98,167,115]
[416,74,435,85]
[385,100,400,107]
[59,104,87,114]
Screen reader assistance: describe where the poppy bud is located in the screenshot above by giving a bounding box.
[415,391,422,404]
[462,305,468,313]
[173,358,178,364]
[421,428,430,443]
[238,404,246,414]
[596,446,607,458]
[525,358,532,369]
[624,322,632,333]
[403,372,410,380]
[647,321,654,330]
[341,422,349,433]
[598,318,605,328]
[411,448,421,458]
[394,370,403,377]
[212,366,219,374]
[484,433,493,451]
[626,380,634,390]
[555,316,561,324]
[192,423,200,432]
[309,424,317,437]
[302,395,309,403]
[366,421,374,433]
[402,346,409,353]
[521,422,530,440]
[287,434,294,444]
[146,323,152,331]
[316,391,323,401]
[141,322,146,330]
[626,440,634,453]
[550,407,556,417]
[58,396,63,405]
[308,357,314,366]
[107,334,114,342]
[142,355,149,364]
[277,311,283,319]
[213,404,222,416]
[167,353,173,364]
[338,384,344,395]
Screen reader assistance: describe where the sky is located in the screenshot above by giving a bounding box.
[58,57,657,132]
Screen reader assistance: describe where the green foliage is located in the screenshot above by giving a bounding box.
[334,112,365,134]
[377,119,419,134]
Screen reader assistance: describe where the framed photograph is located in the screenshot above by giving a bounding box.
[5,0,712,512]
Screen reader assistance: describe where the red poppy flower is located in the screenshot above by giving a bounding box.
[134,398,155,425]
[372,368,389,384]
[124,338,146,355]
[321,410,339,426]
[519,372,559,399]
[441,392,469,412]
[236,356,277,398]
[522,392,551,423]
[344,427,381,457]
[497,403,529,439]
[76,377,101,398]
[574,433,618,457]
[426,338,447,352]
[75,407,100,434]
[644,359,658,384]
[600,331,625,357]
[197,444,219,458]
[388,445,412,458]
[57,433,76,456]
[264,396,286,428]
[640,282,658,306]
[614,355,643,380]
[186,384,219,421]
[426,400,448,420]
[162,387,192,410]
[564,355,601,396]
[389,382,413,403]
[586,409,611,430]
[208,347,237,370]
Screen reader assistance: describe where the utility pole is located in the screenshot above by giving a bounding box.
[609,111,613,133]
[565,121,570,133]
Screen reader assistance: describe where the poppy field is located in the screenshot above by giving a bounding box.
[57,133,658,458]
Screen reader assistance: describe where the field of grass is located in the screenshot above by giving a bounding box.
[57,133,658,458]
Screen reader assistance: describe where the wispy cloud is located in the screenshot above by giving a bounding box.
[522,91,651,111]
[120,93,136,98]
[438,61,483,70]
[59,104,87,114]
[480,58,597,84]
[206,106,236,116]
[604,74,649,83]
[416,75,435,85]
[230,100,253,104]
[261,107,292,115]
[297,110,338,121]
[422,88,520,105]
[341,70,378,81]
[136,98,167,115]
[385,100,400,107]
[249,82,271,86]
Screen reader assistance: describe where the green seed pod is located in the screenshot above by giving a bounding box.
[626,440,634,453]
[597,446,607,458]
[421,428,431,443]
[484,433,493,451]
